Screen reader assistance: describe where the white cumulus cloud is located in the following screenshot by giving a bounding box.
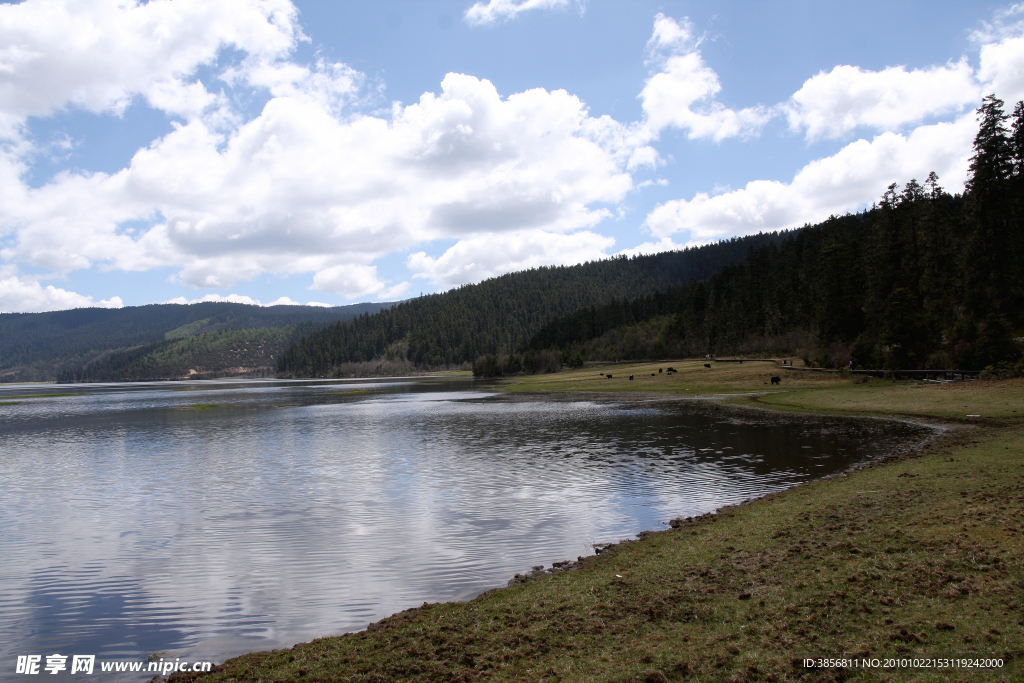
[0,265,122,312]
[408,229,615,288]
[639,14,770,142]
[164,293,332,306]
[463,0,581,27]
[311,264,408,300]
[969,6,1024,102]
[645,114,977,244]
[784,61,981,141]
[1,70,636,293]
[0,0,302,132]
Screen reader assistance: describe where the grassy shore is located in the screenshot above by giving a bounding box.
[170,362,1023,682]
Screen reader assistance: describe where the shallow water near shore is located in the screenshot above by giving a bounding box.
[0,377,933,680]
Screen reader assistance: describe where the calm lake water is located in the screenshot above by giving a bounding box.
[0,378,932,679]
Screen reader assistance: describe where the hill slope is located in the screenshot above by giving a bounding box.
[276,233,786,377]
[56,326,315,382]
[0,301,391,382]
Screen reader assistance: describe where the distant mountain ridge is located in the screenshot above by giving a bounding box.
[0,301,392,382]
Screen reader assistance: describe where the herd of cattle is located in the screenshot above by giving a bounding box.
[596,364,782,385]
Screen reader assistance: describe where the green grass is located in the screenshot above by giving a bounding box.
[169,361,1024,682]
[509,361,1024,422]
[186,403,220,410]
[508,359,806,395]
[750,380,1024,420]
[0,401,22,405]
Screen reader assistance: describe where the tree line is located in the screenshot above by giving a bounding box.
[275,234,784,377]
[518,96,1024,372]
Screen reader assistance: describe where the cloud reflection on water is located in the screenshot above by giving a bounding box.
[0,379,931,675]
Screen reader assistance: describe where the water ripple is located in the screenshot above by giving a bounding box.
[0,378,931,679]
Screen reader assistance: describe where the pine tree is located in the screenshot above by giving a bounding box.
[967,95,1012,195]
[964,95,1015,325]
[1011,100,1024,178]
[1010,101,1024,316]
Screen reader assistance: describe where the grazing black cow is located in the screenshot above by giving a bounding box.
[771,376,781,385]
[704,364,711,369]
[659,368,663,373]
[651,373,656,376]
[629,375,634,380]
[607,375,613,379]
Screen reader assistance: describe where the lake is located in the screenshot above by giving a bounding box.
[0,378,933,679]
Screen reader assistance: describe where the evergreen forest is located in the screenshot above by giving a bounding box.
[275,233,785,377]
[282,96,1024,378]
[510,96,1024,374]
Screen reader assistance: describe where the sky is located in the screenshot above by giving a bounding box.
[1,0,1023,312]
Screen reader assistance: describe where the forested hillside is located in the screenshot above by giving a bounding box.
[57,326,316,382]
[1,301,390,382]
[280,96,1024,379]
[275,233,786,377]
[515,96,1024,373]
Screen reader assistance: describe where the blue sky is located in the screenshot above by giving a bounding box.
[1,0,1022,311]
